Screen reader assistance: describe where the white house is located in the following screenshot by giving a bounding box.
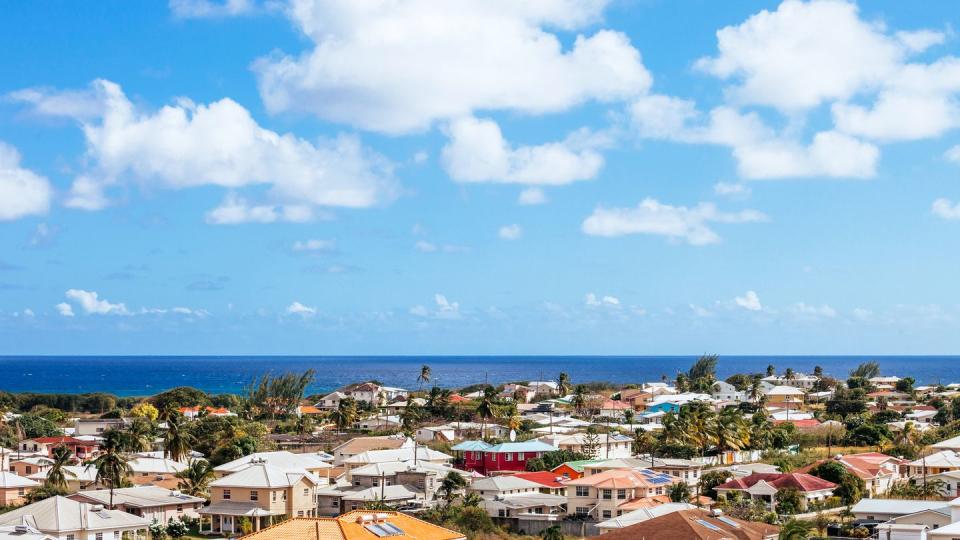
[537,432,632,460]
[0,496,151,539]
[69,486,205,524]
[711,381,746,402]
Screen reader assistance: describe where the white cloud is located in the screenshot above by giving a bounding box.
[791,302,837,318]
[932,198,960,220]
[411,293,462,320]
[630,98,879,179]
[414,240,468,253]
[896,29,947,53]
[64,289,129,315]
[292,239,335,252]
[286,301,317,317]
[171,307,210,317]
[442,117,605,185]
[498,224,522,240]
[734,290,762,311]
[169,0,256,18]
[852,307,873,321]
[947,145,960,163]
[56,302,75,317]
[0,142,53,221]
[695,0,908,112]
[689,304,712,317]
[255,0,651,133]
[581,198,767,245]
[22,308,35,318]
[518,187,547,205]
[10,80,395,220]
[714,182,750,197]
[585,293,620,307]
[414,240,437,253]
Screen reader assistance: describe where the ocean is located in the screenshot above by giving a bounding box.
[1,356,960,397]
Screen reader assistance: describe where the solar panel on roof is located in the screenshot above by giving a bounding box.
[696,519,723,532]
[717,516,741,528]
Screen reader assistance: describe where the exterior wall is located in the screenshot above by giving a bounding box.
[482,451,541,474]
[653,466,702,486]
[117,502,203,523]
[288,477,318,518]
[551,465,584,480]
[565,485,662,520]
[0,486,32,505]
[10,461,50,477]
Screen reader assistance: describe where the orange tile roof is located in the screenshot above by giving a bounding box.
[300,405,324,415]
[239,512,465,540]
[567,468,677,490]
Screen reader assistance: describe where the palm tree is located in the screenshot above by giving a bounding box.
[330,398,358,431]
[417,365,431,392]
[461,492,483,507]
[778,519,813,540]
[623,409,635,425]
[45,445,76,491]
[556,373,571,396]
[163,415,195,462]
[176,459,216,497]
[476,387,499,439]
[88,430,133,509]
[296,414,315,451]
[669,482,691,503]
[571,385,587,416]
[749,378,763,403]
[540,525,564,540]
[124,417,155,452]
[438,471,468,505]
[425,386,452,418]
[784,368,795,382]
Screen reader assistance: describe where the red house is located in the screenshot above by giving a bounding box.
[451,440,557,475]
[19,437,99,460]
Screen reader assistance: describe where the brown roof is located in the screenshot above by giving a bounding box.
[240,512,465,540]
[333,436,407,455]
[590,509,778,540]
[715,472,836,493]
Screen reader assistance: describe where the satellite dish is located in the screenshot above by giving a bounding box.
[509,429,517,442]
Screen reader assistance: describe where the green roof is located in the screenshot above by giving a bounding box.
[552,459,604,473]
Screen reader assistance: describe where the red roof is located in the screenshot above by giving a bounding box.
[448,394,470,403]
[30,436,91,445]
[715,472,836,493]
[773,419,822,428]
[512,471,567,488]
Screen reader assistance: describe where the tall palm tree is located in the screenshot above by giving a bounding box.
[571,385,587,416]
[330,398,358,431]
[778,519,813,540]
[556,373,571,396]
[45,445,76,491]
[540,525,564,540]
[124,417,155,452]
[163,415,195,462]
[476,387,499,439]
[176,459,216,497]
[749,378,763,403]
[417,365,431,392]
[88,430,132,509]
[438,471,467,505]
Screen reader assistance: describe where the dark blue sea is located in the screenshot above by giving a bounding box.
[1,356,959,397]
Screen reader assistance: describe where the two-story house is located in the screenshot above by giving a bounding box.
[70,486,205,524]
[17,437,98,461]
[0,496,150,539]
[566,468,678,520]
[0,471,39,506]
[452,440,555,475]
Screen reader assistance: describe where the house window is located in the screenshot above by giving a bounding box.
[575,507,589,516]
[272,491,277,502]
[602,510,612,519]
[303,488,309,496]
[616,489,626,500]
[504,453,512,462]
[114,533,120,539]
[331,500,339,507]
[95,534,103,540]
[602,489,612,500]
[176,505,183,512]
[498,509,506,517]
[25,466,32,474]
[66,536,74,540]
[297,511,304,517]
[223,489,231,500]
[575,486,589,497]
[517,453,524,460]
[18,488,24,496]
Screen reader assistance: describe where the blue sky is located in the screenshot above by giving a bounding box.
[1,0,959,355]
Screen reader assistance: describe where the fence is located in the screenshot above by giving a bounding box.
[495,518,601,538]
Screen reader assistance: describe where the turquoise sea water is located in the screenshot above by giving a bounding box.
[0,356,959,396]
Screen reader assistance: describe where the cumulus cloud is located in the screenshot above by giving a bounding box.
[442,117,605,185]
[292,239,335,252]
[254,0,651,133]
[581,198,767,245]
[585,293,620,307]
[286,301,317,317]
[9,80,395,221]
[734,290,762,311]
[56,303,74,317]
[630,97,879,179]
[64,289,130,315]
[714,182,750,197]
[946,145,960,164]
[791,302,837,318]
[498,224,522,240]
[169,0,256,18]
[414,241,468,254]
[518,187,548,205]
[0,142,53,221]
[932,198,960,220]
[410,294,461,320]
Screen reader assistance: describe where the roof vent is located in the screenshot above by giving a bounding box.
[711,508,723,516]
[90,504,104,512]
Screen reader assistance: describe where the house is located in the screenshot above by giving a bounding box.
[711,381,746,402]
[341,383,408,407]
[214,451,333,478]
[0,524,53,540]
[538,433,633,460]
[9,457,53,478]
[908,450,960,477]
[923,499,960,539]
[451,440,556,475]
[551,459,605,480]
[315,391,347,410]
[761,373,820,390]
[619,389,655,411]
[69,486,205,523]
[927,470,960,497]
[714,473,835,511]
[797,452,905,496]
[74,418,127,436]
[470,475,568,520]
[380,398,426,415]
[28,465,100,492]
[177,406,235,420]
[565,468,678,521]
[0,448,13,472]
[352,414,402,431]
[340,460,468,506]
[851,498,950,525]
[342,447,453,473]
[237,511,465,540]
[597,400,633,420]
[126,456,187,489]
[510,472,567,496]
[331,436,412,465]
[0,471,39,506]
[762,386,806,409]
[200,461,326,535]
[589,508,779,539]
[594,502,697,533]
[933,434,960,451]
[17,437,98,461]
[0,496,150,539]
[415,422,508,443]
[649,458,705,487]
[316,483,424,515]
[906,409,939,424]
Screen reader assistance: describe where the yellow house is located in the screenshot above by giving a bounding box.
[0,471,39,506]
[200,461,325,535]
